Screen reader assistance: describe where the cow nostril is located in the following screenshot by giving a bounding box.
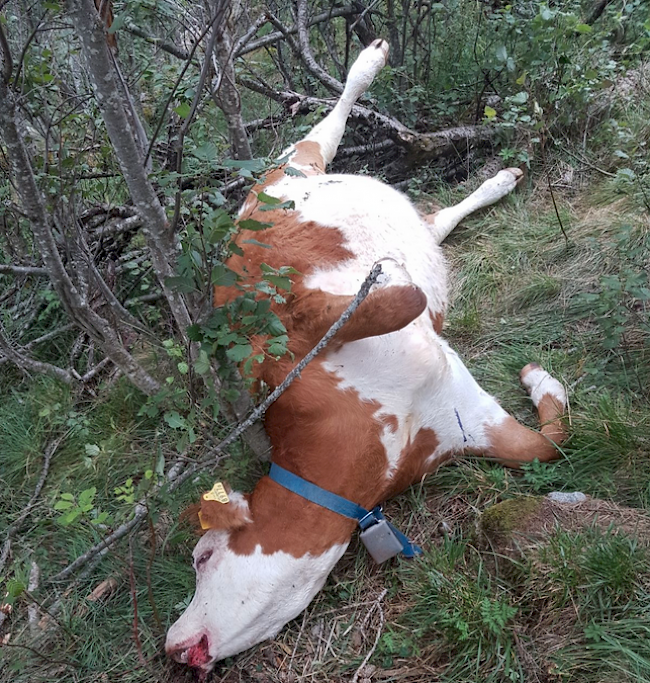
[169,647,189,664]
[168,634,211,668]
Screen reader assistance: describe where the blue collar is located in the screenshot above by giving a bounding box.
[268,463,422,560]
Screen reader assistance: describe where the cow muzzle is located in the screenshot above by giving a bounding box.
[166,633,213,669]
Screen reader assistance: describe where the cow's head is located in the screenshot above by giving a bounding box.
[165,483,348,674]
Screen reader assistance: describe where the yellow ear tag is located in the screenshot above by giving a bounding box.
[198,511,211,530]
[203,481,230,504]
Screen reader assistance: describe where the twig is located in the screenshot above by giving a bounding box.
[128,540,146,666]
[295,0,344,94]
[238,6,362,58]
[546,172,569,245]
[0,437,62,582]
[27,561,41,637]
[351,588,388,683]
[0,264,47,276]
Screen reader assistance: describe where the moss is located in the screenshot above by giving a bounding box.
[480,496,543,539]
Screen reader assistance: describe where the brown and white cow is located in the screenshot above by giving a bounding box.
[165,40,567,674]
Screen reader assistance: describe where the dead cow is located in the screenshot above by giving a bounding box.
[165,41,567,674]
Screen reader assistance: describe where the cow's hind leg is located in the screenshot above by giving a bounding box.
[482,363,567,466]
[423,168,524,245]
[285,40,389,174]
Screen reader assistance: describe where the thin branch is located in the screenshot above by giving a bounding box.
[295,0,344,94]
[0,437,63,576]
[0,264,47,276]
[237,6,363,58]
[124,22,191,61]
[0,324,76,367]
[0,321,74,384]
[0,23,13,83]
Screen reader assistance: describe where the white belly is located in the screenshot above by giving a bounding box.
[266,174,448,315]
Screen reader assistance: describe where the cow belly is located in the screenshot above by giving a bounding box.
[323,319,508,478]
[265,174,447,314]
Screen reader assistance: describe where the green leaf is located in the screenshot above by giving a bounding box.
[85,443,100,457]
[60,492,75,501]
[265,274,292,291]
[259,199,295,212]
[164,411,186,429]
[221,158,267,173]
[165,276,197,293]
[510,91,528,105]
[484,105,497,120]
[194,349,211,375]
[177,361,189,375]
[239,219,273,231]
[174,102,191,119]
[191,142,218,161]
[187,324,203,342]
[78,487,96,507]
[54,500,74,510]
[226,343,253,363]
[242,239,272,249]
[496,45,508,63]
[575,23,593,34]
[211,264,238,287]
[257,191,282,205]
[284,166,306,178]
[107,12,127,33]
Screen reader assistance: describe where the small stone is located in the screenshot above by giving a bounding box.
[547,491,587,504]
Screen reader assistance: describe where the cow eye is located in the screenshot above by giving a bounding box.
[195,550,213,570]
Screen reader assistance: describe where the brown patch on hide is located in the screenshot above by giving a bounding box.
[380,414,398,433]
[389,427,443,496]
[483,416,562,467]
[289,140,327,174]
[429,310,444,334]
[292,284,427,348]
[228,360,394,558]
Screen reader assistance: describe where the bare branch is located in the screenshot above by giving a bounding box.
[0,77,161,395]
[210,0,253,160]
[0,22,12,83]
[124,22,192,61]
[295,0,344,94]
[0,437,63,577]
[0,320,75,384]
[237,6,364,58]
[237,78,495,161]
[0,264,47,276]
[68,0,195,338]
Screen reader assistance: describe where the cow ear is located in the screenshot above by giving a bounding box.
[182,484,252,534]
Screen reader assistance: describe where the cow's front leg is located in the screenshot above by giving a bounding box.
[423,168,524,245]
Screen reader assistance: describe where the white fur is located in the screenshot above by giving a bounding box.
[166,531,347,668]
[323,319,509,477]
[303,40,388,165]
[521,367,567,407]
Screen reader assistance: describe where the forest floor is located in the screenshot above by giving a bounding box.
[1,165,649,683]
